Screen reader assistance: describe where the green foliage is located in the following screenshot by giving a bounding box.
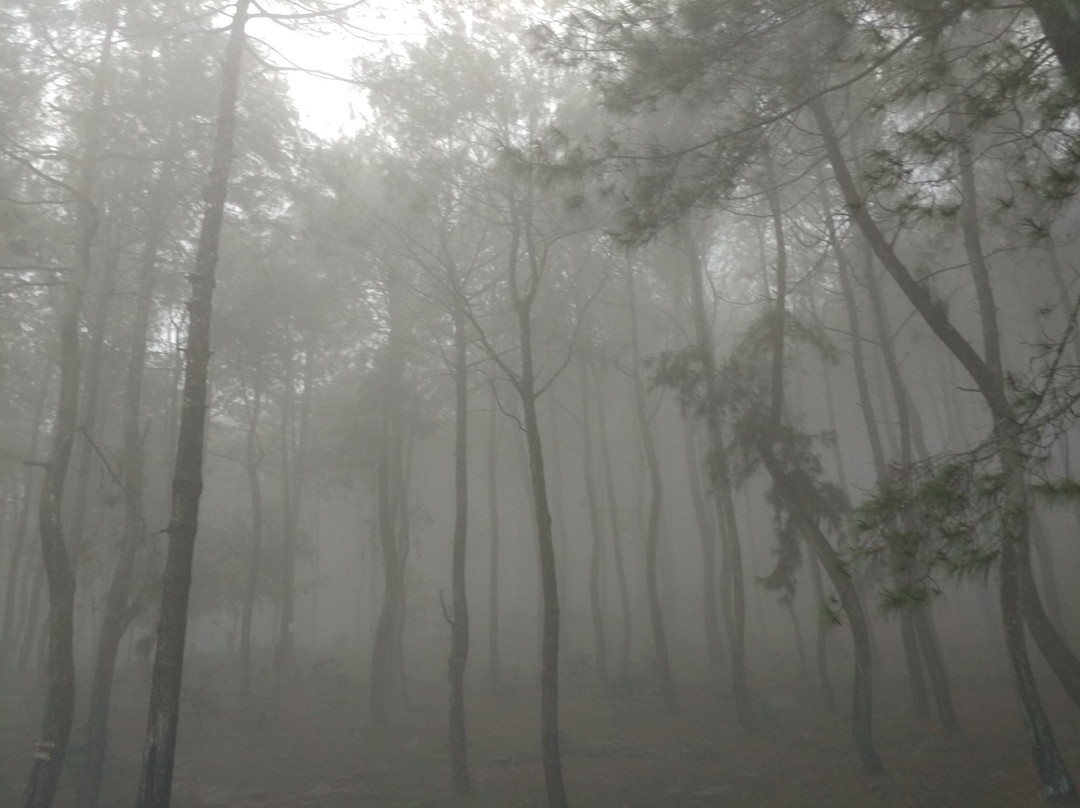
[647,344,709,416]
[1032,476,1080,505]
[850,456,1003,604]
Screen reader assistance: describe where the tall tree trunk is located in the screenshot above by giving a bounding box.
[594,364,633,678]
[370,345,403,726]
[683,416,724,671]
[486,398,501,693]
[1026,0,1080,96]
[807,558,836,712]
[239,360,265,694]
[578,354,610,688]
[813,93,1077,799]
[133,4,250,805]
[274,332,313,696]
[626,258,679,713]
[274,332,296,698]
[860,238,958,732]
[681,228,752,731]
[758,156,882,772]
[447,292,471,793]
[15,566,45,679]
[0,364,49,680]
[823,176,935,723]
[518,364,567,808]
[76,146,175,808]
[498,190,568,808]
[22,4,117,804]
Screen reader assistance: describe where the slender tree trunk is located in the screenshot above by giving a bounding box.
[807,558,836,712]
[594,365,633,677]
[0,365,49,680]
[578,355,610,688]
[683,416,724,671]
[371,264,412,724]
[519,374,567,808]
[274,333,296,698]
[499,190,567,808]
[77,148,175,808]
[370,350,403,727]
[239,361,265,694]
[486,399,501,693]
[274,333,312,696]
[133,5,250,805]
[393,420,413,706]
[447,292,471,793]
[626,258,679,713]
[22,5,117,805]
[680,229,752,730]
[758,156,882,773]
[813,93,1076,798]
[15,566,45,678]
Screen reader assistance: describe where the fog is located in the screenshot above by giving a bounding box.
[2,1,1080,807]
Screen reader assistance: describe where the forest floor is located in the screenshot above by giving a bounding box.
[1,649,1078,808]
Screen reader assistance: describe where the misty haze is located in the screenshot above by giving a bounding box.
[2,2,1080,807]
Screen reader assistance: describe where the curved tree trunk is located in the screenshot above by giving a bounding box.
[681,228,752,731]
[626,258,679,713]
[22,5,117,805]
[683,416,724,671]
[758,154,882,773]
[813,93,1076,799]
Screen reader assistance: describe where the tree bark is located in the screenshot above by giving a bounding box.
[683,416,724,671]
[239,361,265,695]
[447,292,471,793]
[486,398,501,693]
[758,155,882,772]
[22,4,116,804]
[578,354,610,688]
[681,227,753,731]
[0,363,49,681]
[77,143,175,808]
[812,93,1076,797]
[594,363,633,678]
[626,258,679,713]
[133,3,250,805]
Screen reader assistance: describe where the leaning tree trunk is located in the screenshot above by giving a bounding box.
[681,228,753,732]
[133,3,250,806]
[821,185,931,718]
[813,93,1077,800]
[758,154,882,773]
